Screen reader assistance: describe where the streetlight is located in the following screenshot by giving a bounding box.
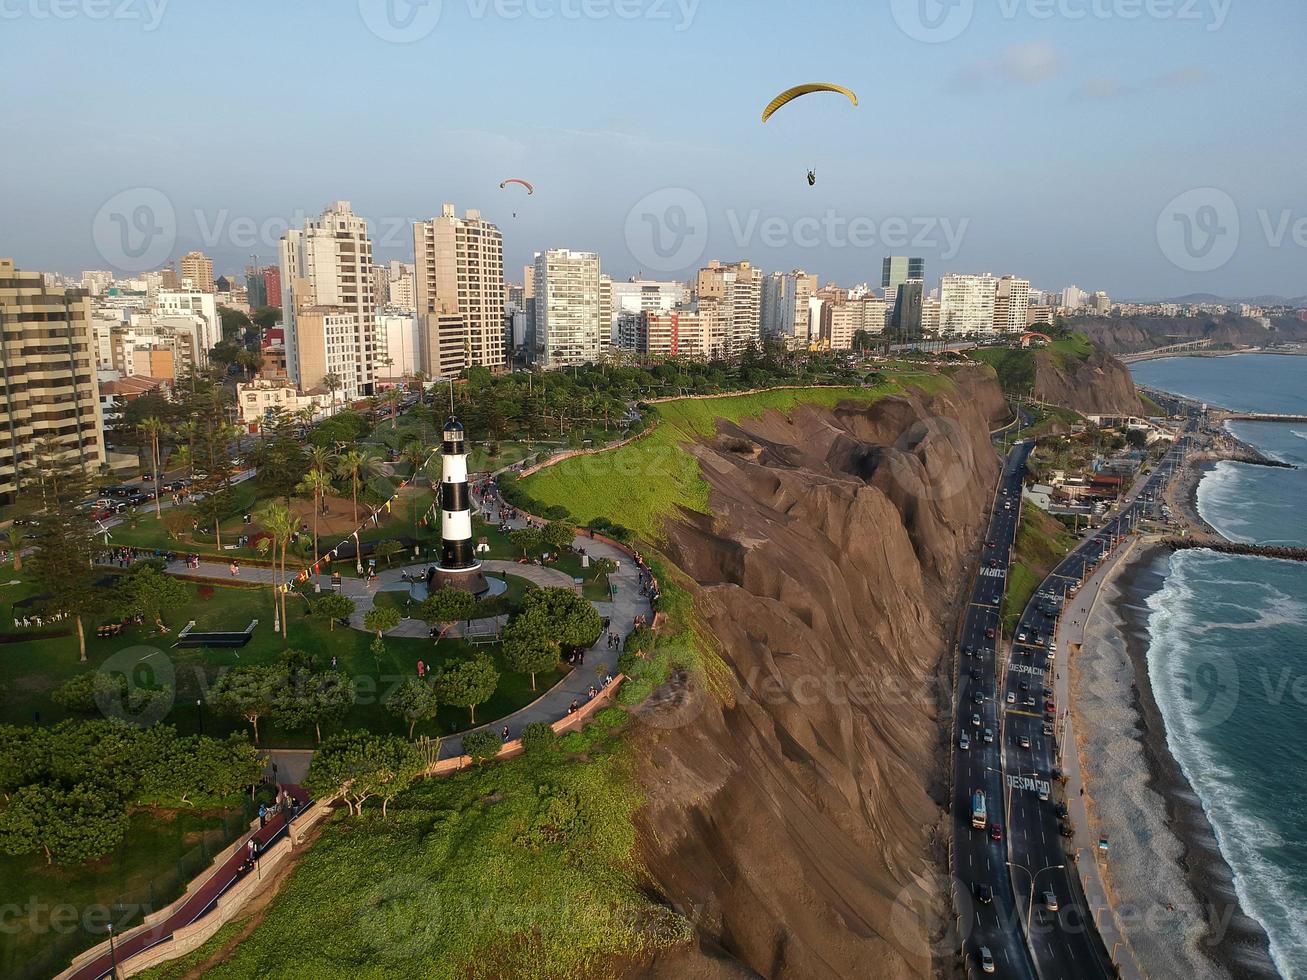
[106,922,120,979]
[196,698,204,735]
[1007,860,1065,932]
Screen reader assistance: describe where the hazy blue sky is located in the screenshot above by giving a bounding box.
[1,0,1303,298]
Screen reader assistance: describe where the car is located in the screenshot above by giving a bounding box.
[985,627,996,640]
[1019,681,1029,691]
[988,558,998,568]
[986,540,995,549]
[1032,633,1042,645]
[970,668,982,681]
[1059,822,1075,838]
[1017,631,1028,642]
[1006,692,1015,704]
[962,644,973,657]
[959,732,970,750]
[1043,722,1055,736]
[983,727,994,744]
[1043,891,1059,913]
[971,713,981,728]
[976,883,993,904]
[972,690,984,704]
[1018,735,1031,749]
[1043,687,1053,698]
[989,823,1003,842]
[1024,696,1036,707]
[1048,650,1057,663]
[1054,803,1068,818]
[979,946,996,974]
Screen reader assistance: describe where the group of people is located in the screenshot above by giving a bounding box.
[565,673,617,715]
[101,545,178,568]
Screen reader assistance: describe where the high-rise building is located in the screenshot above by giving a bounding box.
[279,201,377,397]
[179,251,215,293]
[760,271,785,337]
[154,288,221,360]
[993,276,1031,333]
[371,264,391,308]
[620,309,720,359]
[245,266,268,309]
[939,274,998,335]
[81,271,115,296]
[263,267,282,310]
[882,256,925,295]
[695,260,763,356]
[598,275,613,352]
[891,279,925,339]
[0,259,104,503]
[823,295,888,350]
[1061,285,1087,310]
[779,270,819,343]
[413,204,506,374]
[376,311,420,376]
[1092,291,1112,314]
[921,296,941,333]
[533,249,603,367]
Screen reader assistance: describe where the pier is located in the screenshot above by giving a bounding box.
[1162,537,1307,564]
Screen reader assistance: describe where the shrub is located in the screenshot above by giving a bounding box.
[593,707,627,731]
[197,584,214,600]
[556,731,588,754]
[542,504,571,521]
[520,721,556,754]
[462,729,502,764]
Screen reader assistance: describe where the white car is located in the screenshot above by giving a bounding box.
[959,732,971,750]
[1006,692,1016,704]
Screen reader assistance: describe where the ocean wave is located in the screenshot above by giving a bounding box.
[1145,552,1307,977]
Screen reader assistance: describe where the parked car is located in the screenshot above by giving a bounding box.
[959,732,970,750]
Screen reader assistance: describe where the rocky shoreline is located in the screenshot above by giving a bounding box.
[1080,547,1280,978]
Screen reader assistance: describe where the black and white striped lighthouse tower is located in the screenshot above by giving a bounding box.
[433,416,488,594]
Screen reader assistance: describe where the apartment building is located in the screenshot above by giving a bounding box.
[154,288,220,358]
[280,201,377,397]
[533,249,603,367]
[0,259,105,503]
[939,273,998,335]
[695,260,762,356]
[993,276,1031,333]
[179,251,215,293]
[413,204,505,374]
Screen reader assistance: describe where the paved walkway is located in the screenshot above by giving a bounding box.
[127,482,654,761]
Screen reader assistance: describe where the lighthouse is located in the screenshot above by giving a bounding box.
[433,416,488,594]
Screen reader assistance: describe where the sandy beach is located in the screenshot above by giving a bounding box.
[1073,542,1280,979]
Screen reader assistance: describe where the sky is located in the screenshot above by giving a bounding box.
[1,0,1304,299]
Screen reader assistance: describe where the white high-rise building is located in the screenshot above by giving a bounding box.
[413,204,505,374]
[779,270,819,343]
[609,279,687,341]
[939,274,998,336]
[993,276,1031,334]
[279,201,377,396]
[1061,285,1087,310]
[154,288,220,360]
[376,311,421,377]
[533,249,603,367]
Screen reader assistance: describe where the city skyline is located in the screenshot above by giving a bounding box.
[1,2,1304,298]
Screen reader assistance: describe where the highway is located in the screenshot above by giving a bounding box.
[997,434,1189,978]
[951,440,1037,979]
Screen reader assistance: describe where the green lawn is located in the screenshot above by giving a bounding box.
[0,573,562,745]
[519,378,949,541]
[0,801,262,980]
[1003,505,1077,632]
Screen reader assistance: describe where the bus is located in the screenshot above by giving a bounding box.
[971,790,988,829]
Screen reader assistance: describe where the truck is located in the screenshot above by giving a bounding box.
[971,790,988,829]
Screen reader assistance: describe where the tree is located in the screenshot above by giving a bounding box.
[5,527,22,571]
[590,556,617,582]
[257,501,298,638]
[0,782,129,865]
[207,666,280,743]
[520,587,603,650]
[137,734,263,809]
[304,731,422,818]
[273,666,355,743]
[501,611,561,691]
[140,416,166,516]
[375,539,404,566]
[461,729,502,764]
[433,654,499,725]
[520,721,556,755]
[296,469,334,565]
[416,587,476,643]
[336,449,385,524]
[540,520,576,553]
[321,372,343,412]
[24,442,106,661]
[310,592,356,632]
[112,565,189,633]
[509,526,542,558]
[384,677,439,738]
[363,605,401,639]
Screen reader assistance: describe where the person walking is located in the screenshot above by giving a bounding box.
[258,803,267,828]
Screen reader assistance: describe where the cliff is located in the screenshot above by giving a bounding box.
[628,368,1008,979]
[1032,348,1143,417]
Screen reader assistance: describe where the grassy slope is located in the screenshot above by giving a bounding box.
[520,377,952,541]
[972,332,1094,397]
[1004,504,1077,633]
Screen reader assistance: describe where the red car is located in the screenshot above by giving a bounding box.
[985,628,996,640]
[989,823,1003,842]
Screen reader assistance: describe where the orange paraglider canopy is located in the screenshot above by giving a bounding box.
[499,178,534,194]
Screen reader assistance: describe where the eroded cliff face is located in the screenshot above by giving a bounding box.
[629,369,1008,979]
[1033,349,1143,416]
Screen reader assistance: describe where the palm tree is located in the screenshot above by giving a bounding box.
[322,372,343,412]
[296,469,333,565]
[257,501,297,639]
[141,416,166,516]
[6,526,24,571]
[336,449,384,524]
[173,420,198,479]
[307,444,337,478]
[381,387,403,423]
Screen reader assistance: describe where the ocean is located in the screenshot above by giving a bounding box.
[1132,354,1307,979]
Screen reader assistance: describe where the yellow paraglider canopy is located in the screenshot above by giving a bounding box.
[761,83,859,123]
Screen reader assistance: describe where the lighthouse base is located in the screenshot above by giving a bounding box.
[431,563,490,596]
